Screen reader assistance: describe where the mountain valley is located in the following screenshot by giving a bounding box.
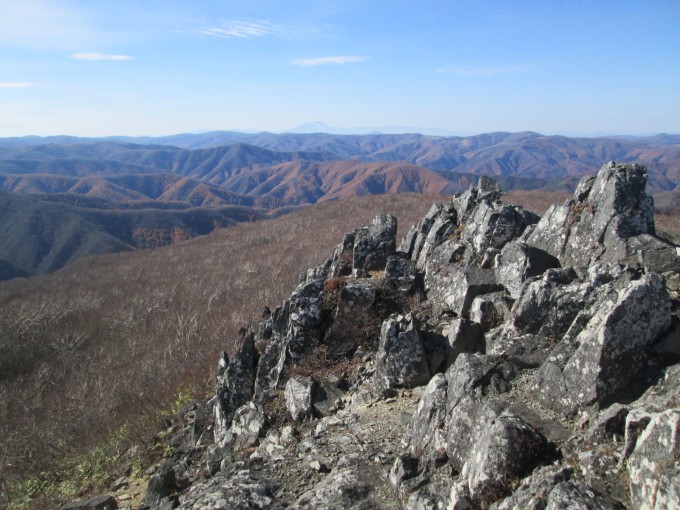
[1,131,679,280]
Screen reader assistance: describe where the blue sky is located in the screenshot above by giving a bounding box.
[1,0,679,137]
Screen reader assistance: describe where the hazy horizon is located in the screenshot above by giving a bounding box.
[1,124,678,140]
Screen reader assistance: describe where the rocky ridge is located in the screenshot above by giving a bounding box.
[72,162,679,509]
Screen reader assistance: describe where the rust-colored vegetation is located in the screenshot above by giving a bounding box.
[0,193,444,508]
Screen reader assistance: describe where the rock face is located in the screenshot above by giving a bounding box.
[140,163,679,510]
[533,271,671,415]
[524,161,677,274]
[284,376,315,421]
[214,331,258,447]
[374,315,430,390]
[626,409,680,510]
[60,495,118,510]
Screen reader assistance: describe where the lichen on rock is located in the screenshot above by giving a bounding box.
[136,162,678,510]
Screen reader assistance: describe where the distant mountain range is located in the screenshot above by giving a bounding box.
[1,130,678,280]
[0,131,677,191]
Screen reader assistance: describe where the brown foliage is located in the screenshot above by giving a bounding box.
[0,193,444,505]
[132,227,194,248]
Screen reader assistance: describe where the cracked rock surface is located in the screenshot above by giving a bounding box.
[131,163,678,510]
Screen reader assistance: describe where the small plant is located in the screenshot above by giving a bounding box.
[568,202,597,225]
[451,223,465,238]
[323,276,348,293]
[321,276,348,316]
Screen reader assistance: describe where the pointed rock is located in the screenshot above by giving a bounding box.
[534,272,671,415]
[352,213,397,277]
[375,316,431,390]
[214,332,258,447]
[525,161,674,270]
[627,409,680,510]
[284,376,315,421]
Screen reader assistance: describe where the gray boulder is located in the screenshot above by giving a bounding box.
[461,201,539,263]
[461,415,548,500]
[477,175,503,201]
[524,161,675,270]
[338,282,376,310]
[252,285,324,402]
[176,469,272,509]
[624,233,680,274]
[144,462,177,508]
[443,354,512,469]
[400,203,458,271]
[545,481,624,509]
[253,302,291,401]
[290,454,393,509]
[506,263,647,344]
[312,377,345,417]
[60,495,118,510]
[534,272,671,415]
[329,232,355,278]
[383,253,419,294]
[450,175,503,223]
[352,213,397,277]
[403,353,514,470]
[470,296,500,327]
[230,402,265,452]
[284,376,315,421]
[627,409,680,510]
[389,454,420,488]
[495,241,560,299]
[435,266,502,317]
[620,408,655,463]
[489,466,573,510]
[402,373,449,457]
[375,316,431,390]
[584,403,629,444]
[445,319,484,366]
[214,332,258,447]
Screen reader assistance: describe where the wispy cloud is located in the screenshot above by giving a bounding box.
[201,20,282,39]
[70,52,133,61]
[437,64,532,76]
[0,1,110,51]
[0,82,32,88]
[290,56,370,67]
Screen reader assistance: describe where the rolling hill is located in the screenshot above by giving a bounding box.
[1,132,678,192]
[1,131,678,280]
[0,192,269,278]
[0,173,282,209]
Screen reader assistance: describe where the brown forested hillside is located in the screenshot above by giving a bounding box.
[0,193,444,508]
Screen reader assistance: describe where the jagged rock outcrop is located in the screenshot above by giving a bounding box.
[374,315,431,390]
[284,376,315,421]
[533,271,670,415]
[524,161,679,276]
[495,241,560,299]
[214,331,258,447]
[138,162,678,510]
[626,409,680,509]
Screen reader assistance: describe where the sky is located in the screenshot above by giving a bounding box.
[1,0,679,137]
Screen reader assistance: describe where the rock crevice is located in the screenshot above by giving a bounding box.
[132,163,678,510]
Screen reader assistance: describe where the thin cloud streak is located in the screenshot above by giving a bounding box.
[437,64,532,76]
[0,82,32,88]
[201,20,282,39]
[70,52,133,61]
[291,56,370,67]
